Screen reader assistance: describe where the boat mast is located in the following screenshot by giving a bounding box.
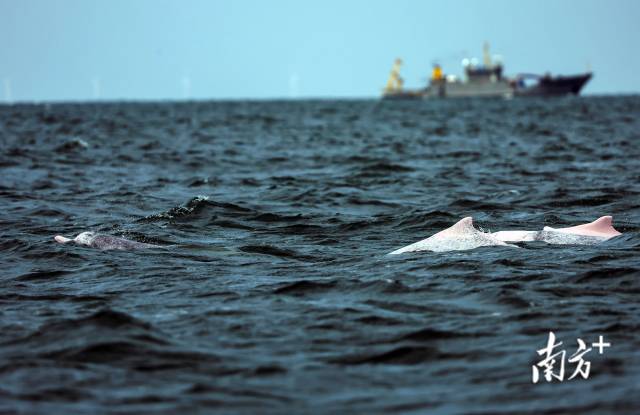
[483,42,492,68]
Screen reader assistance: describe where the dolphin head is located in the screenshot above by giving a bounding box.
[55,231,97,246]
[74,231,97,246]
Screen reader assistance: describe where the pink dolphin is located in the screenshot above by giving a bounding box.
[389,217,514,254]
[391,216,623,254]
[543,216,622,238]
[492,216,622,243]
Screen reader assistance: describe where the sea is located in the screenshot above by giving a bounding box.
[1,96,639,414]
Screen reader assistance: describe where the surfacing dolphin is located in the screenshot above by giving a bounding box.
[491,216,622,245]
[390,215,623,255]
[54,232,159,251]
[389,217,515,254]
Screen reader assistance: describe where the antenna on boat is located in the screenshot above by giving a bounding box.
[483,42,492,67]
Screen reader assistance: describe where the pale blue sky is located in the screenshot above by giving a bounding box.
[1,0,639,102]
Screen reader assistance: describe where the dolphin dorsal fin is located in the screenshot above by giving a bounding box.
[583,216,621,235]
[449,217,475,234]
[593,216,612,228]
[546,216,621,238]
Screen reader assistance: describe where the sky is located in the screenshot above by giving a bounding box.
[1,0,639,102]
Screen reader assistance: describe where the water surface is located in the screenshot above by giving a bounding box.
[1,97,639,413]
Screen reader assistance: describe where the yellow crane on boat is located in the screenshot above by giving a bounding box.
[384,58,404,95]
[381,58,423,99]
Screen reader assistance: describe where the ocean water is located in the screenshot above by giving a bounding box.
[1,97,639,414]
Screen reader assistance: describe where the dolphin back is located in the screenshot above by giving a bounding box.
[89,235,159,250]
[389,217,513,254]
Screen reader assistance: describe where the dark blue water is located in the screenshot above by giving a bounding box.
[1,97,639,414]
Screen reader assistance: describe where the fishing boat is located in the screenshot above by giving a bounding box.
[382,43,592,99]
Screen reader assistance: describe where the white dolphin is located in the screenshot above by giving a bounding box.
[389,217,515,254]
[54,232,159,250]
[492,216,622,245]
[390,215,623,255]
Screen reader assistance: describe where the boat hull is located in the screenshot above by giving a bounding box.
[514,73,592,97]
[381,90,424,100]
[424,79,512,99]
